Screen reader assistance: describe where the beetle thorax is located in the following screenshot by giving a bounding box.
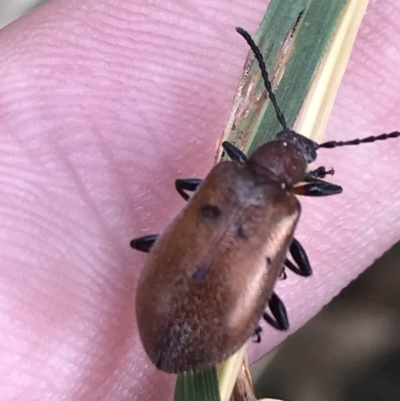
[247,130,319,187]
[248,139,308,187]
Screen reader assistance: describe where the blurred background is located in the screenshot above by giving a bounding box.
[252,242,400,401]
[2,2,399,400]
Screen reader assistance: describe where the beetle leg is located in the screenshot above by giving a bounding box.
[278,266,287,280]
[285,258,313,278]
[293,178,342,197]
[222,141,247,163]
[285,237,312,277]
[130,234,159,252]
[263,292,289,331]
[175,178,203,201]
[253,325,262,343]
[305,166,335,180]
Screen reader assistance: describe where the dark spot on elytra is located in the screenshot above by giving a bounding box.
[192,263,208,281]
[200,204,222,220]
[236,225,248,240]
[266,257,272,265]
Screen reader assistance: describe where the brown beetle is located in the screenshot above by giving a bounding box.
[131,28,400,373]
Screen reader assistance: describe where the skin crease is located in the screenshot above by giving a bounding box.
[0,0,399,399]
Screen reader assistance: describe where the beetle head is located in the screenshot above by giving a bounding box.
[275,130,318,163]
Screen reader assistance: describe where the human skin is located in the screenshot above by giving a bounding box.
[0,0,399,400]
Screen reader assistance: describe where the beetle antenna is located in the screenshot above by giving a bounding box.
[236,27,287,131]
[318,131,400,149]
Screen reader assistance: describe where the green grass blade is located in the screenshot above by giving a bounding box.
[220,0,352,158]
[175,1,369,400]
[174,367,221,401]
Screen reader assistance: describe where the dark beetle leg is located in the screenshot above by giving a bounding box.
[130,234,159,252]
[253,325,262,343]
[305,166,335,180]
[278,266,287,280]
[175,178,203,201]
[222,141,247,164]
[285,258,312,278]
[293,178,342,197]
[285,237,312,277]
[263,292,289,331]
